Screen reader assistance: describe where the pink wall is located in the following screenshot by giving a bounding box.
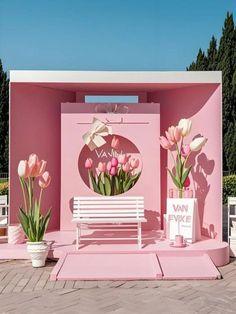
[148,84,222,239]
[10,83,75,230]
[61,103,160,230]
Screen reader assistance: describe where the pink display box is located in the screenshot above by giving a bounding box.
[61,103,160,231]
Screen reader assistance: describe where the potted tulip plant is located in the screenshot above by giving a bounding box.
[160,118,207,198]
[18,154,51,267]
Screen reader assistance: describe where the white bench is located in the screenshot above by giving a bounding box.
[72,196,146,250]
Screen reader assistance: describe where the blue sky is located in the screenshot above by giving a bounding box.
[0,0,235,72]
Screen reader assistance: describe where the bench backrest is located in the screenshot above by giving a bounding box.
[73,196,144,219]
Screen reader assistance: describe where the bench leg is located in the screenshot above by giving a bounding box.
[138,222,142,249]
[76,224,80,250]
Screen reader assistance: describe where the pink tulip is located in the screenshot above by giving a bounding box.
[111,136,120,150]
[118,154,130,165]
[166,126,175,143]
[130,158,139,169]
[166,126,182,143]
[111,157,118,167]
[122,162,131,172]
[98,162,106,173]
[37,160,47,176]
[18,160,30,178]
[110,166,117,176]
[85,158,93,169]
[107,161,112,171]
[183,176,190,188]
[174,126,182,142]
[181,144,191,158]
[28,153,39,177]
[39,171,51,189]
[160,136,172,150]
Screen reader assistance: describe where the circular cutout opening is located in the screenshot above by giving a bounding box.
[78,134,142,195]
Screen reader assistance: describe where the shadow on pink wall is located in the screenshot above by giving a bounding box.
[149,84,221,239]
[189,150,215,238]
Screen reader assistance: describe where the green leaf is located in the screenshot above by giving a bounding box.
[176,154,183,181]
[181,166,192,186]
[130,172,141,185]
[104,175,111,196]
[38,208,51,241]
[124,179,133,192]
[167,169,181,188]
[89,171,101,194]
[98,180,105,195]
[114,176,120,194]
[18,207,29,237]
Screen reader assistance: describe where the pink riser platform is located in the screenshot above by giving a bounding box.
[0,230,229,267]
[50,252,221,281]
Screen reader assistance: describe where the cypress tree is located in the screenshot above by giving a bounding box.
[207,36,218,70]
[187,49,208,71]
[217,12,236,172]
[187,12,236,173]
[187,61,197,71]
[195,49,208,70]
[0,59,9,173]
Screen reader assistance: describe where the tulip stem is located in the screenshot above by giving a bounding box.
[183,152,191,169]
[27,177,32,212]
[170,150,176,166]
[19,177,27,212]
[39,188,43,211]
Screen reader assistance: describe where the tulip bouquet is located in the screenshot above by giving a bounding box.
[85,136,141,196]
[17,154,51,242]
[160,118,207,198]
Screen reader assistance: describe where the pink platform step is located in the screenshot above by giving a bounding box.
[50,252,163,281]
[50,251,221,281]
[158,252,221,280]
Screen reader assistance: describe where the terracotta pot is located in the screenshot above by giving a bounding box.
[27,241,49,268]
[8,224,25,244]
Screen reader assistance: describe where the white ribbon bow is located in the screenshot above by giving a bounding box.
[82,118,112,151]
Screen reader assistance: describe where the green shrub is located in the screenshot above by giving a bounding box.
[223,175,236,204]
[0,181,8,196]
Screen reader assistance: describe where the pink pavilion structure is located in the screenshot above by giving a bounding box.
[0,70,229,280]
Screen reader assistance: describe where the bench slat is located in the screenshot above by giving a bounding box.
[72,218,146,223]
[73,214,144,218]
[74,196,144,201]
[74,200,144,205]
[74,209,144,214]
[75,205,144,209]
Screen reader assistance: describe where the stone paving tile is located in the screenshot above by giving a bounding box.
[0,259,235,313]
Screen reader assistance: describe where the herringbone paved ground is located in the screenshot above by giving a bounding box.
[0,259,236,314]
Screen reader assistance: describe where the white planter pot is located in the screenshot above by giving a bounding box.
[8,224,25,244]
[27,241,49,268]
